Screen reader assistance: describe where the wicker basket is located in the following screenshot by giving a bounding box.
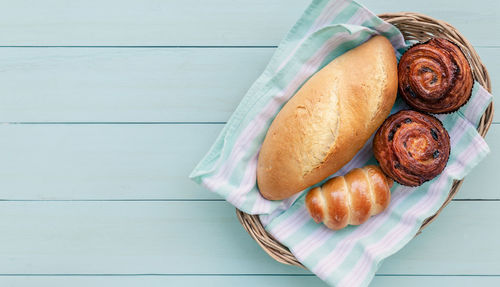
[236,12,494,268]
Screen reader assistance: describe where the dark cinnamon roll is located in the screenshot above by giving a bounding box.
[373,110,450,186]
[398,38,473,114]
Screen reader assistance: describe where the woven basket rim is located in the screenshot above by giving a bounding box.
[236,12,494,269]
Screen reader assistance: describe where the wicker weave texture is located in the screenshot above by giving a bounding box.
[236,12,494,268]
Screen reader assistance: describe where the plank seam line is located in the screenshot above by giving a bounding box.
[0,122,227,125]
[0,199,496,202]
[0,199,226,202]
[0,46,279,48]
[0,45,496,48]
[0,274,496,277]
[1,122,499,125]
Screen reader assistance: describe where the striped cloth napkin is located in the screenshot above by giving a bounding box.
[190,0,493,286]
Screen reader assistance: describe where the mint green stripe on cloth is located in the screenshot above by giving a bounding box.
[189,0,493,286]
[459,84,493,127]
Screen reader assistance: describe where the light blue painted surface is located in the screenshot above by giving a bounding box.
[0,276,498,287]
[0,0,497,286]
[0,201,496,275]
[0,0,497,46]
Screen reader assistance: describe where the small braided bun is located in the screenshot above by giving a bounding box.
[305,165,393,230]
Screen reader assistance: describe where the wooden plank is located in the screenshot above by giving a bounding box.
[0,124,222,200]
[0,47,496,123]
[0,275,497,287]
[0,123,497,200]
[0,201,496,274]
[0,0,496,46]
[371,276,500,287]
[0,48,271,123]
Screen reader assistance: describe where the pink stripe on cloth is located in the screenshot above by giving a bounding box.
[313,0,349,30]
[337,173,450,287]
[370,20,406,54]
[271,206,311,240]
[250,191,273,214]
[311,187,412,279]
[446,130,490,178]
[336,137,487,287]
[295,187,411,261]
[259,192,306,226]
[226,153,259,207]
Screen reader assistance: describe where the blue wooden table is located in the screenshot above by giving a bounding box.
[0,0,498,286]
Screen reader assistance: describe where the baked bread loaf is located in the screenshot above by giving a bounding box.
[257,36,398,200]
[373,110,450,186]
[305,165,393,230]
[398,38,473,113]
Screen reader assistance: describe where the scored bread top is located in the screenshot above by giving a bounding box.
[257,36,398,200]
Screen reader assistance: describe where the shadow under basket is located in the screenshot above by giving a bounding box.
[235,12,495,269]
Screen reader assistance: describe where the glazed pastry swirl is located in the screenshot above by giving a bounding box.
[398,38,473,113]
[373,110,450,186]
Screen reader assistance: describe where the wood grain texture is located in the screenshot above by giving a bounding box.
[0,124,497,200]
[0,201,496,275]
[0,47,496,123]
[0,275,497,287]
[0,0,497,46]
